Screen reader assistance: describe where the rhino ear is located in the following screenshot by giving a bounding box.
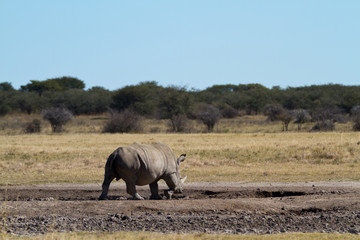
[177,154,186,164]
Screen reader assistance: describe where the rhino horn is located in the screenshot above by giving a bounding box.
[181,175,187,184]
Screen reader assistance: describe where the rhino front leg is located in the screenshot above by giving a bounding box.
[163,174,177,191]
[163,174,177,199]
[126,181,144,200]
[149,181,162,200]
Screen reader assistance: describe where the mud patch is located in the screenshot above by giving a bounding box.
[255,190,307,198]
[1,182,360,235]
[2,188,311,201]
[202,189,308,199]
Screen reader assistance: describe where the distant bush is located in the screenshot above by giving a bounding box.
[353,122,360,131]
[24,119,41,133]
[0,104,10,116]
[351,105,360,131]
[103,109,142,133]
[195,103,221,132]
[313,106,345,123]
[168,114,191,132]
[292,109,311,131]
[311,120,335,132]
[221,106,238,119]
[0,91,11,116]
[263,103,292,131]
[42,107,74,133]
[263,103,284,121]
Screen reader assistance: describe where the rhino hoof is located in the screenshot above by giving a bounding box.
[132,193,144,200]
[132,197,144,200]
[164,190,174,200]
[150,195,162,200]
[98,195,109,200]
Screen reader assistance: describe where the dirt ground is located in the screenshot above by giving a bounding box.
[1,182,360,236]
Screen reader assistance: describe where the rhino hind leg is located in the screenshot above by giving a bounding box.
[99,175,115,200]
[149,182,162,200]
[125,181,144,200]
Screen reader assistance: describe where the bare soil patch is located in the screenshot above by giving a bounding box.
[1,182,360,235]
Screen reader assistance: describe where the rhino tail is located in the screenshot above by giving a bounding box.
[105,153,121,181]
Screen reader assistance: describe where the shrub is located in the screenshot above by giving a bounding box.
[263,103,292,131]
[313,106,345,123]
[292,109,311,130]
[221,106,238,118]
[263,103,284,121]
[24,119,41,133]
[278,111,293,132]
[311,120,335,132]
[353,122,360,131]
[103,109,142,133]
[168,114,191,132]
[195,103,221,132]
[0,104,10,116]
[351,105,360,131]
[42,107,74,133]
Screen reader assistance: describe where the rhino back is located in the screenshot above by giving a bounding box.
[111,147,141,179]
[112,143,177,185]
[132,143,177,173]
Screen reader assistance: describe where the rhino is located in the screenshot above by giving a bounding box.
[99,143,186,200]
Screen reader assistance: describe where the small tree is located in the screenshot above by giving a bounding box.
[263,103,292,131]
[292,109,311,131]
[103,109,142,133]
[263,103,284,121]
[0,82,14,91]
[195,103,221,132]
[21,77,85,95]
[42,107,73,133]
[278,111,293,132]
[168,114,191,132]
[351,105,360,131]
[157,86,193,119]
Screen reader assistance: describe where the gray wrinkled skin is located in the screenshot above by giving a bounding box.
[99,143,186,200]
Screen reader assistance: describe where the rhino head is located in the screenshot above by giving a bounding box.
[174,154,187,193]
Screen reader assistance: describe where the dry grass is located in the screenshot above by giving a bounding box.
[0,113,355,134]
[1,115,360,239]
[0,132,359,185]
[2,232,360,240]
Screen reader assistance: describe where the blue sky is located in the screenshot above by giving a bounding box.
[1,0,359,90]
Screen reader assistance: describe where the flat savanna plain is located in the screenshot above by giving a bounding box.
[1,132,359,184]
[1,127,360,238]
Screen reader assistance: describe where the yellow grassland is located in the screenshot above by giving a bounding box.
[0,131,359,185]
[1,114,360,239]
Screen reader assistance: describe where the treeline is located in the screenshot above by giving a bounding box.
[0,77,111,115]
[1,77,360,115]
[1,76,360,131]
